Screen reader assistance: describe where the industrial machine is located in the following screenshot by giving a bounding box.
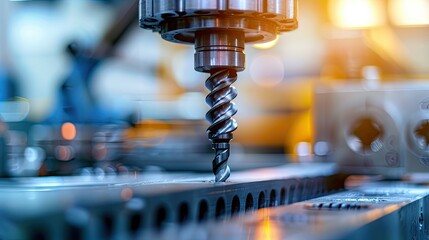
[2,0,429,239]
[315,80,429,178]
[139,0,298,182]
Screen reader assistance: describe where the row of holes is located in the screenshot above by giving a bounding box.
[153,182,326,229]
[107,182,326,235]
[32,181,326,239]
[126,188,293,231]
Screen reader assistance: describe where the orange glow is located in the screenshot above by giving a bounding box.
[365,208,391,222]
[286,111,313,160]
[121,188,133,201]
[61,122,76,140]
[329,0,386,29]
[254,218,281,240]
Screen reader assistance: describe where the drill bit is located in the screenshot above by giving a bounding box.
[205,69,238,182]
[140,0,298,181]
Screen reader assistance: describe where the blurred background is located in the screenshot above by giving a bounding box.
[0,0,429,175]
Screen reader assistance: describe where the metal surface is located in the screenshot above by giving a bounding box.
[0,163,340,240]
[140,0,298,181]
[195,30,245,72]
[138,182,429,240]
[139,0,298,44]
[314,81,429,178]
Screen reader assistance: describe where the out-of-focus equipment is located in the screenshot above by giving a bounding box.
[0,119,7,176]
[0,68,17,101]
[139,0,298,181]
[315,79,429,178]
[49,0,138,124]
[34,1,139,176]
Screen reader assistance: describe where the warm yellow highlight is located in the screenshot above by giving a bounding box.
[389,0,429,26]
[253,36,279,50]
[329,0,386,29]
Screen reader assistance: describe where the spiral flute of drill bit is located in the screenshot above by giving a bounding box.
[205,69,238,182]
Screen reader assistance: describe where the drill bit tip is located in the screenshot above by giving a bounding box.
[215,165,230,182]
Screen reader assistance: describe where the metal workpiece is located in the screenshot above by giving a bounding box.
[6,171,429,240]
[140,0,298,181]
[142,183,429,240]
[0,163,340,240]
[314,81,429,177]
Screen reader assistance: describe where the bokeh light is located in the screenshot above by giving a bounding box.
[329,0,386,29]
[389,0,429,26]
[250,55,285,87]
[61,122,76,140]
[253,36,279,50]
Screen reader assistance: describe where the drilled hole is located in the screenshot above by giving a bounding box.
[289,185,296,203]
[178,202,190,224]
[297,184,304,202]
[129,213,142,235]
[245,193,254,212]
[310,181,318,197]
[302,181,309,198]
[348,116,384,154]
[231,195,241,216]
[319,183,326,194]
[415,120,429,150]
[320,182,326,194]
[280,188,286,205]
[258,191,266,209]
[269,189,277,207]
[215,197,226,219]
[102,213,114,238]
[314,183,320,196]
[198,200,209,222]
[155,206,167,229]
